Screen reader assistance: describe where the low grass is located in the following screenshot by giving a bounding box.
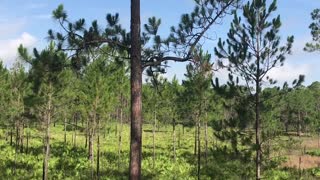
[1,124,319,179]
[0,123,224,179]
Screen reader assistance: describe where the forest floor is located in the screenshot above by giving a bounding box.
[0,123,219,179]
[0,124,320,179]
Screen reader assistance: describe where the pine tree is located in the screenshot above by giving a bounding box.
[305,9,320,52]
[181,50,213,179]
[18,42,66,180]
[215,0,296,178]
[81,54,119,178]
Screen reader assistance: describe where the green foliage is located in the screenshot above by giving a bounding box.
[0,124,257,179]
[264,169,290,180]
[0,1,318,180]
[305,9,320,52]
[215,0,295,88]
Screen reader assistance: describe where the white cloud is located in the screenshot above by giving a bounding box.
[213,58,313,86]
[267,63,311,83]
[0,32,37,67]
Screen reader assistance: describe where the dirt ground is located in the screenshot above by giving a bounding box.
[284,155,320,169]
[283,136,320,169]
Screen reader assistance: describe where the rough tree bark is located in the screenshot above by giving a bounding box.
[129,0,142,179]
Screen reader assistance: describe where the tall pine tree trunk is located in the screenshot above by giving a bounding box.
[129,0,142,179]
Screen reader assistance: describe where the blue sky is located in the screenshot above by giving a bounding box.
[0,0,319,85]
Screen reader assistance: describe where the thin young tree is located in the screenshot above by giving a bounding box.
[18,42,66,180]
[82,55,118,178]
[181,50,213,179]
[215,0,295,179]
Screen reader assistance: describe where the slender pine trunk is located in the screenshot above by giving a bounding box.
[5,125,8,142]
[153,110,156,168]
[97,114,100,180]
[298,110,301,137]
[64,113,67,146]
[26,128,29,154]
[178,126,181,148]
[43,89,52,180]
[194,124,197,156]
[14,124,18,175]
[197,116,201,180]
[118,99,124,169]
[205,120,208,167]
[20,123,24,153]
[74,113,77,147]
[255,81,261,180]
[88,112,95,179]
[10,127,13,146]
[173,118,176,162]
[85,118,88,149]
[16,123,19,149]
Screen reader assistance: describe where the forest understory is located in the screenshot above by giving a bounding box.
[1,124,320,179]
